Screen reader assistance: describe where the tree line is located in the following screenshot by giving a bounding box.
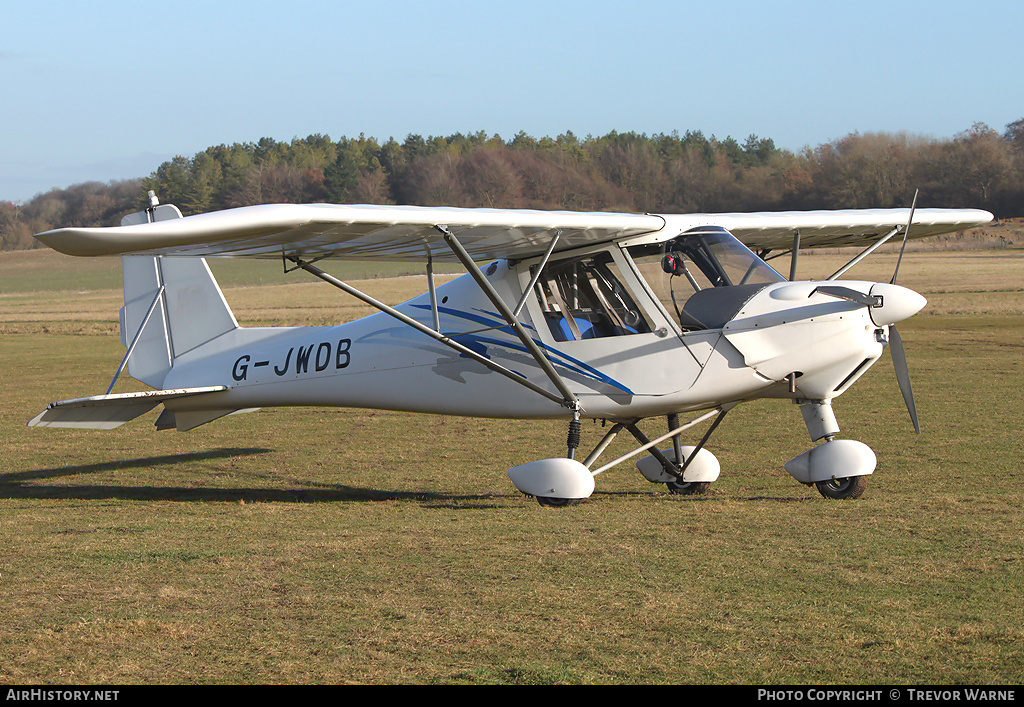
[3,121,1022,250]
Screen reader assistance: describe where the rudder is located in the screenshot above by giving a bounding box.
[119,199,238,389]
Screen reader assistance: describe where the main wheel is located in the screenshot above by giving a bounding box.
[815,476,867,500]
[666,480,710,496]
[536,496,581,508]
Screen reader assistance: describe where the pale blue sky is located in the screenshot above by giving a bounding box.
[3,0,1021,202]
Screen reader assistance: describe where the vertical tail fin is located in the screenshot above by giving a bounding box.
[118,199,238,389]
[120,256,238,388]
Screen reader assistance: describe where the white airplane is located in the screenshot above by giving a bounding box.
[29,193,992,506]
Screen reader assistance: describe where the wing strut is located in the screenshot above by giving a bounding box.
[789,230,801,281]
[512,230,560,318]
[286,256,577,411]
[827,227,900,280]
[426,255,441,332]
[437,226,581,412]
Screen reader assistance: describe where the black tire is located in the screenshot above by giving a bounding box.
[815,476,867,500]
[666,480,711,496]
[536,496,581,508]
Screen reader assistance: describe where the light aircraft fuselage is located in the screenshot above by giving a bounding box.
[27,199,990,504]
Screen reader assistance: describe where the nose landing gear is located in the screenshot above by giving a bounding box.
[787,400,875,499]
[814,475,868,500]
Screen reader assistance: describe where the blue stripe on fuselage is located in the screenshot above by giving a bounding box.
[409,304,633,394]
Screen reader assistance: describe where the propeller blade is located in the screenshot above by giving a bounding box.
[891,189,919,285]
[888,325,921,434]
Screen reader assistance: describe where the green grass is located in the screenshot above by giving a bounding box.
[0,248,462,294]
[1,249,1022,684]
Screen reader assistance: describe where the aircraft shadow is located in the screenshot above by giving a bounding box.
[598,489,812,504]
[0,447,506,506]
[3,448,811,506]
[3,447,271,483]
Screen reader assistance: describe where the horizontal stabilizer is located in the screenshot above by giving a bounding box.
[27,386,228,430]
[156,407,260,432]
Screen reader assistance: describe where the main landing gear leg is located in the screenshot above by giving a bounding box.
[511,408,729,507]
[664,413,711,496]
[629,410,728,495]
[535,409,586,508]
[567,410,582,460]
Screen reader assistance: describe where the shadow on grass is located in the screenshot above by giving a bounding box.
[0,447,508,506]
[597,489,815,504]
[1,448,817,506]
[3,447,272,483]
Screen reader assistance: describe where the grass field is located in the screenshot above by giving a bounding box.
[1,247,1022,684]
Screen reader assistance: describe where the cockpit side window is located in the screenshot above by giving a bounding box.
[533,251,652,342]
[625,226,784,331]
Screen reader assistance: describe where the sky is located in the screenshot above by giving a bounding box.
[3,0,1021,203]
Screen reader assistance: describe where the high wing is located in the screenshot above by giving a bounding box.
[35,204,665,261]
[688,208,994,251]
[34,203,992,261]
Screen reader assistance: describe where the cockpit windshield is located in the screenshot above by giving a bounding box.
[626,226,784,331]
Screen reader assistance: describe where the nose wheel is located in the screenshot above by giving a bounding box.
[814,476,867,500]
